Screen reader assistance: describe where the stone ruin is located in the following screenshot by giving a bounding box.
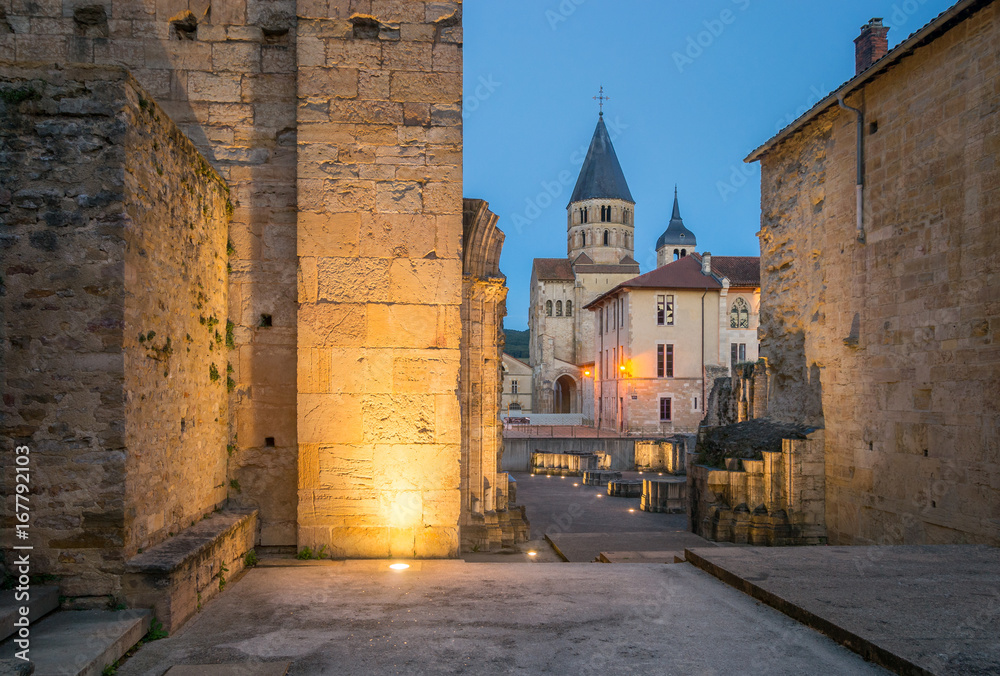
[530,450,611,476]
[640,478,686,514]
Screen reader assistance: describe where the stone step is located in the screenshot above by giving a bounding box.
[0,609,151,676]
[0,586,60,643]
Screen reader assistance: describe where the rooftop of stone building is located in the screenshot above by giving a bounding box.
[568,114,635,205]
[532,257,575,281]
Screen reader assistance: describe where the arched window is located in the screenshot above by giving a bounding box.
[680,249,686,258]
[603,230,609,245]
[556,301,563,316]
[730,297,750,329]
[673,249,679,261]
[566,301,573,317]
[546,300,553,316]
[582,231,587,246]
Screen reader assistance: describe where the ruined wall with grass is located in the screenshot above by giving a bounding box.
[0,63,230,602]
[121,69,231,561]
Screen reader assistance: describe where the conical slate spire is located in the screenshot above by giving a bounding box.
[656,187,697,250]
[569,116,634,204]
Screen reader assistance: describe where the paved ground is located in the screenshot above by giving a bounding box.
[686,545,1000,676]
[117,560,887,675]
[513,471,688,537]
[548,530,717,563]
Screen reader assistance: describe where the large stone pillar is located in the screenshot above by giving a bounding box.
[460,200,506,550]
[296,3,464,558]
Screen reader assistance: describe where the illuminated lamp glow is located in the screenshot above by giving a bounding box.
[389,563,410,571]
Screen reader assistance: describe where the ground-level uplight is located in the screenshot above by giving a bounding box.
[527,551,537,557]
[628,509,635,513]
[389,563,410,571]
[573,483,579,487]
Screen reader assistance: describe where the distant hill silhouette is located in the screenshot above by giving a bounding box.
[504,329,529,360]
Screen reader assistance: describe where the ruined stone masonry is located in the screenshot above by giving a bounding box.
[460,199,528,551]
[0,63,232,602]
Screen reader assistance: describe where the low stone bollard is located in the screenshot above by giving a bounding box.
[582,470,621,486]
[607,479,642,498]
[640,478,687,513]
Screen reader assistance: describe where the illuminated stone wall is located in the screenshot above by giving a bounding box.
[295,2,465,558]
[755,2,1000,545]
[0,64,230,601]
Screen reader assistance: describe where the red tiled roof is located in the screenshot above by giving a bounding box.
[711,256,760,287]
[532,258,574,281]
[583,253,760,309]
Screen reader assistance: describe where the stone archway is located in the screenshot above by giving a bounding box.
[554,375,577,414]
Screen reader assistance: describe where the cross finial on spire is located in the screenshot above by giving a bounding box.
[593,85,610,116]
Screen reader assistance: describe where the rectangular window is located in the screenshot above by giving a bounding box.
[731,343,738,367]
[656,344,674,378]
[599,308,603,334]
[656,294,674,326]
[693,397,699,410]
[659,397,672,422]
[511,379,518,394]
[739,343,746,362]
[605,304,609,332]
[620,298,625,327]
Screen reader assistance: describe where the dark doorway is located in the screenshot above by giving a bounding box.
[554,375,576,413]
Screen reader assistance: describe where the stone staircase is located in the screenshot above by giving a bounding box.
[0,587,151,676]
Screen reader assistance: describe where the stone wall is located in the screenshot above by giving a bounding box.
[689,432,826,545]
[295,2,465,559]
[634,440,685,474]
[0,63,230,600]
[0,0,301,550]
[460,199,523,551]
[755,2,1000,545]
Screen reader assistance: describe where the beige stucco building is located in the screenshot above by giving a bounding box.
[586,225,760,436]
[501,353,533,414]
[529,114,640,413]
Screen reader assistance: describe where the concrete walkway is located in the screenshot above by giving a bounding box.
[686,545,1000,676]
[117,560,886,675]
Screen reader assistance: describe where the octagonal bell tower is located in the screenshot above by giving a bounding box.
[566,114,636,265]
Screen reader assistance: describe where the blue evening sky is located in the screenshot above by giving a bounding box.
[463,0,954,330]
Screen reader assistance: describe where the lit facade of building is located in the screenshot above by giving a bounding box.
[586,204,760,436]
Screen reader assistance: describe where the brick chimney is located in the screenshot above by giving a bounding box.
[855,18,889,75]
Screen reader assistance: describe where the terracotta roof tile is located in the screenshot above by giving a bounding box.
[533,258,574,281]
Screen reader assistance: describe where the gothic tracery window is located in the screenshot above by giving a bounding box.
[546,300,552,316]
[730,297,750,329]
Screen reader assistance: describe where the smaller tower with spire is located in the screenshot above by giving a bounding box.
[655,187,697,267]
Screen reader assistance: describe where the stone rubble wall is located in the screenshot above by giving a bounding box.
[0,0,302,550]
[756,2,1000,545]
[688,431,827,545]
[0,63,230,601]
[295,1,465,558]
